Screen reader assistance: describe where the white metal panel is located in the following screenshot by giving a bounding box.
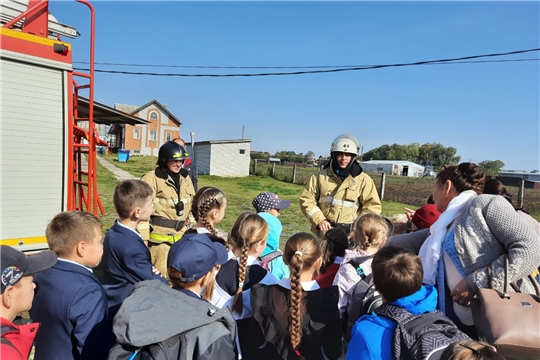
[0,59,64,246]
[209,142,251,177]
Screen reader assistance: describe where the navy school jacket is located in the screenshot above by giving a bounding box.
[30,260,109,360]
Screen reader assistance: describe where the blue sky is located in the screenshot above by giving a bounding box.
[51,1,539,171]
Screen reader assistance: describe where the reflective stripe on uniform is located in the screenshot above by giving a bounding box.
[319,196,359,209]
[149,233,179,243]
[307,206,323,219]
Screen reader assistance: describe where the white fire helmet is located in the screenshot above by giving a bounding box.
[330,134,361,156]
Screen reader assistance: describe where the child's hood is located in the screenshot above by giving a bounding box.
[391,284,438,315]
[112,280,235,347]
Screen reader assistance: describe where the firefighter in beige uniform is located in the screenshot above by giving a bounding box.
[299,134,382,237]
[138,141,195,277]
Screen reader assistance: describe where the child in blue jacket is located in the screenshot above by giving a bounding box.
[252,192,291,279]
[347,245,438,360]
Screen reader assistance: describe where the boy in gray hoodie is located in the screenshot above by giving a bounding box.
[108,233,235,360]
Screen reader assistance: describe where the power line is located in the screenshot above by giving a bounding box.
[73,48,539,77]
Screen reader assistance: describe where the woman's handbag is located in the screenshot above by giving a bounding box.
[471,258,540,358]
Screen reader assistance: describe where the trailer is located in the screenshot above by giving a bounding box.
[0,0,122,252]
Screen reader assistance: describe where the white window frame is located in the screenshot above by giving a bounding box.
[149,130,157,141]
[133,128,140,139]
[166,133,172,142]
[150,112,158,120]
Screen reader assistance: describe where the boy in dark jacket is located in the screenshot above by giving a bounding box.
[102,179,168,313]
[30,211,109,360]
[1,246,57,360]
[109,233,235,360]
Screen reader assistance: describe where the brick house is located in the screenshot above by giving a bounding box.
[113,99,182,155]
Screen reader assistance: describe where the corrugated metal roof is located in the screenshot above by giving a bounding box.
[361,160,423,167]
[78,97,148,126]
[195,139,253,145]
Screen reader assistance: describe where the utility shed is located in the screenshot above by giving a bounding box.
[360,160,425,177]
[185,139,252,177]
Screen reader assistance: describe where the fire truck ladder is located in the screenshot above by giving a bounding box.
[70,0,105,216]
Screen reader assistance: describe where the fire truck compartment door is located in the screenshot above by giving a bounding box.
[0,58,65,252]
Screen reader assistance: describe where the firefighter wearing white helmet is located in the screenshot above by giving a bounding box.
[299,134,382,236]
[138,141,195,277]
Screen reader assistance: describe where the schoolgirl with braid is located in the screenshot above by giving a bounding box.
[216,213,276,302]
[230,232,342,360]
[184,186,228,246]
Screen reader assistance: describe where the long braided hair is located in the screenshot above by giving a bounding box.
[229,212,269,314]
[191,186,226,242]
[283,232,323,352]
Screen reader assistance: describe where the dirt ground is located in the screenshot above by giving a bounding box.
[375,176,540,219]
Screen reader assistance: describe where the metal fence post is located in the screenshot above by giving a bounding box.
[517,179,524,208]
[292,164,297,184]
[380,173,386,200]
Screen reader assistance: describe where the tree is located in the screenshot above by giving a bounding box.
[418,143,460,167]
[305,151,315,160]
[362,142,459,167]
[250,152,269,160]
[478,160,505,177]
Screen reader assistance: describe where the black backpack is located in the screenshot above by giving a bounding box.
[374,303,471,360]
[107,333,183,360]
[342,255,383,347]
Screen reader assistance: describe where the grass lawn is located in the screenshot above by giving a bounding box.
[96,155,414,248]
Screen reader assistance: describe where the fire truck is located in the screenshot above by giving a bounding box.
[0,0,125,252]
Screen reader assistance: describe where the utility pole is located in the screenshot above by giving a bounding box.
[242,126,244,140]
[190,132,195,165]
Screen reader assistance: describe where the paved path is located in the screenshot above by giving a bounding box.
[96,155,137,181]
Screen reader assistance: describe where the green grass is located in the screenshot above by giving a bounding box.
[96,156,414,249]
[102,153,158,178]
[96,157,122,232]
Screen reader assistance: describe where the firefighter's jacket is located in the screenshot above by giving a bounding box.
[299,161,382,233]
[138,167,195,244]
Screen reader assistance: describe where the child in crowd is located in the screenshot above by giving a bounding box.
[252,191,291,279]
[102,180,168,313]
[233,232,342,360]
[185,186,228,245]
[1,246,57,360]
[314,228,349,288]
[346,246,439,360]
[409,203,441,231]
[30,211,109,360]
[216,212,273,302]
[440,340,505,360]
[333,213,388,317]
[109,233,235,360]
[390,213,408,235]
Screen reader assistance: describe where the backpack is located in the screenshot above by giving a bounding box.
[374,304,471,360]
[258,250,283,271]
[342,255,382,347]
[107,333,184,360]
